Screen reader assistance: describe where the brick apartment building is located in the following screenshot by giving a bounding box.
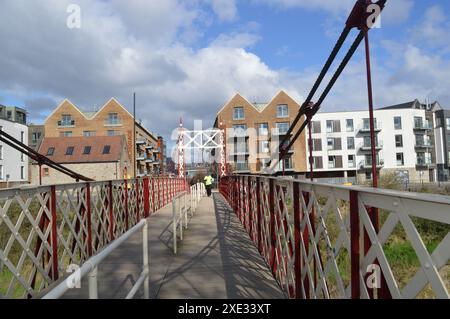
[31,135,130,184]
[44,98,164,177]
[214,91,307,175]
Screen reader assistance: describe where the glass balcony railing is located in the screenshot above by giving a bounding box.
[58,120,75,127]
[413,122,432,130]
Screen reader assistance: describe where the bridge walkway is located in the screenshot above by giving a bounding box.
[62,191,285,299]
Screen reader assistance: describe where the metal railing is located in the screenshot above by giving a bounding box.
[219,175,450,299]
[0,177,186,298]
[42,219,149,299]
[172,183,205,254]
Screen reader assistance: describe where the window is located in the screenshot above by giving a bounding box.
[363,136,378,148]
[327,138,341,150]
[60,114,74,127]
[83,146,92,155]
[21,131,24,143]
[347,137,355,150]
[0,145,2,159]
[326,120,341,133]
[7,111,12,120]
[414,117,423,129]
[43,167,49,176]
[277,105,289,118]
[363,118,378,130]
[312,121,321,133]
[0,165,3,179]
[66,147,74,155]
[396,153,404,166]
[233,124,247,137]
[415,134,425,146]
[257,123,269,136]
[276,122,290,134]
[233,107,244,120]
[107,130,117,136]
[365,172,372,180]
[348,155,356,168]
[395,135,403,147]
[32,132,42,143]
[446,118,450,130]
[103,145,111,154]
[394,116,402,130]
[20,166,24,180]
[259,141,270,154]
[83,131,96,137]
[47,147,55,156]
[312,139,322,151]
[328,156,342,168]
[60,131,73,137]
[21,153,24,162]
[346,119,354,132]
[311,156,323,169]
[107,113,119,125]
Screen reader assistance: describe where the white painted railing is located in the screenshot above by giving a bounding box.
[42,219,149,299]
[172,183,205,254]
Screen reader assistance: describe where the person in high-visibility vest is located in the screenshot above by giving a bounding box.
[204,175,214,197]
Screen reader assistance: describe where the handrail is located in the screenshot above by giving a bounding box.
[172,183,205,254]
[219,175,450,299]
[42,219,149,299]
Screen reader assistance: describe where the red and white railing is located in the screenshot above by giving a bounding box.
[220,175,450,299]
[0,177,186,298]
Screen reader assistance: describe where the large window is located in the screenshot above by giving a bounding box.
[394,116,402,130]
[259,141,270,154]
[328,156,342,169]
[47,147,55,156]
[311,156,323,169]
[348,155,356,168]
[32,132,42,143]
[21,166,24,180]
[346,119,354,132]
[276,122,290,134]
[83,131,96,137]
[312,121,321,133]
[60,131,73,137]
[233,124,247,137]
[446,118,450,130]
[103,145,111,154]
[312,139,322,151]
[233,107,244,120]
[347,137,355,150]
[327,138,342,150]
[396,153,404,166]
[66,146,74,155]
[107,113,120,125]
[257,123,268,136]
[277,104,289,118]
[0,145,2,160]
[326,120,341,133]
[60,114,74,127]
[83,146,92,155]
[0,165,3,180]
[395,135,403,147]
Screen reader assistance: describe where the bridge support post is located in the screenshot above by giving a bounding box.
[268,179,276,275]
[350,190,360,299]
[108,181,114,240]
[86,183,93,257]
[143,178,150,218]
[50,186,59,281]
[293,182,302,299]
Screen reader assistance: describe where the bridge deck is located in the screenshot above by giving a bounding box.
[62,192,285,299]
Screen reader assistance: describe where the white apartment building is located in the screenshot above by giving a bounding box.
[0,118,28,187]
[306,100,439,184]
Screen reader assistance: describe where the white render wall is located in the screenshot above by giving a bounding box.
[306,108,430,172]
[0,119,28,182]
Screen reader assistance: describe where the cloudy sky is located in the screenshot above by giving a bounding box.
[1,0,450,143]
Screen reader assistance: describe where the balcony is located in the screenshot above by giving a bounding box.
[357,141,383,152]
[413,122,432,131]
[136,139,146,145]
[359,159,384,169]
[57,120,75,128]
[230,148,250,156]
[357,122,382,134]
[136,154,147,161]
[229,130,249,138]
[414,141,433,149]
[416,159,434,169]
[272,129,292,136]
[104,120,122,127]
[153,148,161,153]
[145,145,154,150]
[235,163,250,172]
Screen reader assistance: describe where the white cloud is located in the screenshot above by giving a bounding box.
[210,0,238,22]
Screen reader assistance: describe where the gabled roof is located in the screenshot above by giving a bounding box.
[44,98,134,123]
[38,135,128,164]
[216,90,301,115]
[378,100,419,110]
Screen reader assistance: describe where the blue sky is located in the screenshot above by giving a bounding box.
[1,0,450,143]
